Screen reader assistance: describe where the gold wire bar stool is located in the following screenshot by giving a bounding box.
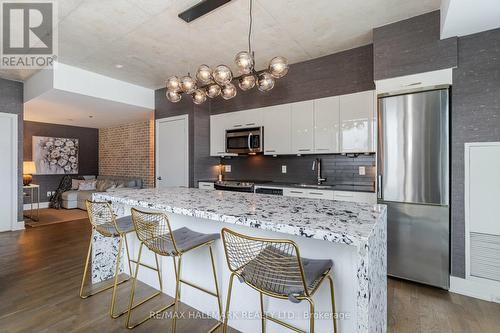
[221,228,338,333]
[79,200,135,319]
[126,208,223,332]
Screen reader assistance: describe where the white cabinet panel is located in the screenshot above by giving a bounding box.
[210,114,226,156]
[225,109,263,129]
[340,91,374,153]
[291,101,314,154]
[314,96,340,153]
[283,188,334,200]
[333,191,377,204]
[198,181,215,190]
[263,104,292,155]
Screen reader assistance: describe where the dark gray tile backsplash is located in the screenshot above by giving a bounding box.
[218,154,376,190]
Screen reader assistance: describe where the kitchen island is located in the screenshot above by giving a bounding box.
[92,187,387,333]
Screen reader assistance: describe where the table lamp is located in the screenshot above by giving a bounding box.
[23,161,36,186]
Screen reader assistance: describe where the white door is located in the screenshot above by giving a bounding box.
[290,100,314,154]
[156,115,189,188]
[0,113,18,232]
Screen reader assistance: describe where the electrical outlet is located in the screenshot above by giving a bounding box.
[281,165,287,173]
[225,165,231,172]
[47,191,53,198]
[359,166,366,176]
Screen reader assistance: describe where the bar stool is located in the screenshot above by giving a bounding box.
[79,200,135,319]
[126,208,223,332]
[221,228,337,333]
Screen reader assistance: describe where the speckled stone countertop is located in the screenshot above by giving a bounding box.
[94,187,386,249]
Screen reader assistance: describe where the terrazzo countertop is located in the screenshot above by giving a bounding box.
[95,187,386,249]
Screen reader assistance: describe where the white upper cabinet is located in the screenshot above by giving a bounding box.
[291,100,314,154]
[314,96,340,154]
[339,90,374,153]
[210,114,228,156]
[225,109,263,129]
[263,104,292,155]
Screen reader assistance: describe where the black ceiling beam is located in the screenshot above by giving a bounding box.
[178,0,232,23]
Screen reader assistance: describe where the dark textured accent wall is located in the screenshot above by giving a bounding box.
[220,154,376,190]
[0,78,23,222]
[373,10,458,80]
[155,44,376,186]
[24,121,99,203]
[450,28,500,278]
[211,45,375,114]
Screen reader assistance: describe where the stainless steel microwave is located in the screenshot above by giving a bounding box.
[226,127,263,154]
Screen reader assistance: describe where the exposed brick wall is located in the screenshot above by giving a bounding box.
[99,120,155,188]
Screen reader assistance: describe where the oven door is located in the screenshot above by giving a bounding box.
[226,127,263,154]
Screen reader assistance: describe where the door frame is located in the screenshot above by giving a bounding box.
[155,114,189,187]
[0,112,18,232]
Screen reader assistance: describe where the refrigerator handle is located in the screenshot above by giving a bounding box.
[377,174,383,199]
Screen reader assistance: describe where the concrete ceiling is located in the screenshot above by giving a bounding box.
[0,0,441,89]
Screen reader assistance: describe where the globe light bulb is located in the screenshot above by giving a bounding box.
[221,83,237,100]
[213,65,233,85]
[166,90,182,103]
[238,74,256,91]
[268,56,289,78]
[180,75,197,94]
[206,84,221,98]
[192,89,207,104]
[166,76,181,92]
[257,72,275,92]
[234,51,254,75]
[196,64,212,84]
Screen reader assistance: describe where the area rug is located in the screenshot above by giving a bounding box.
[25,208,88,228]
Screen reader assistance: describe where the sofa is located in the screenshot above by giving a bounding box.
[62,176,143,210]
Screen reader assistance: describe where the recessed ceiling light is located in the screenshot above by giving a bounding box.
[115,64,123,69]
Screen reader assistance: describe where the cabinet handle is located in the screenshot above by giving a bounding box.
[245,123,256,126]
[315,148,329,151]
[233,124,243,128]
[309,192,324,195]
[298,149,311,152]
[265,150,276,153]
[335,194,354,197]
[290,191,304,194]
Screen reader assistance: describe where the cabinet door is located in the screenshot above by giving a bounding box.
[263,104,291,155]
[226,109,263,129]
[314,96,340,153]
[339,91,374,153]
[210,115,227,156]
[291,101,314,154]
[334,191,377,204]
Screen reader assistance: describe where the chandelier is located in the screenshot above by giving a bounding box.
[165,0,289,104]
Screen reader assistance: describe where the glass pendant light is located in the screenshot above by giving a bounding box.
[268,56,289,78]
[196,64,212,84]
[257,72,275,91]
[166,76,181,92]
[180,75,197,94]
[213,65,233,85]
[206,84,221,98]
[192,89,207,104]
[221,83,237,100]
[238,74,256,91]
[166,90,182,103]
[234,51,253,74]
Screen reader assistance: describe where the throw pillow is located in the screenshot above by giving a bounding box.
[78,180,97,191]
[71,179,83,190]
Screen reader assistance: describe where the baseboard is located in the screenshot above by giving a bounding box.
[12,221,25,231]
[450,276,500,303]
[23,202,49,210]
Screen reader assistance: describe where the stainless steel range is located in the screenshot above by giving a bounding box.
[214,180,259,193]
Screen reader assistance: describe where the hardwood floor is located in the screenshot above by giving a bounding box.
[0,219,499,333]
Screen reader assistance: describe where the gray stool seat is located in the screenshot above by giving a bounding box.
[97,215,135,235]
[147,227,220,255]
[240,245,333,296]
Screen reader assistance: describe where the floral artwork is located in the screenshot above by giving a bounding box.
[33,136,79,174]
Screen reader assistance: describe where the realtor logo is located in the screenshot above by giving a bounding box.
[1,1,57,68]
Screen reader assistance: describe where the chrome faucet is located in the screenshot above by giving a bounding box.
[312,158,327,185]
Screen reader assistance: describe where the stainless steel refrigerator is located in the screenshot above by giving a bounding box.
[378,87,450,289]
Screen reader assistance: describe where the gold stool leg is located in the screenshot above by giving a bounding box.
[172,255,183,333]
[223,273,236,333]
[327,275,337,333]
[306,297,315,333]
[260,292,266,333]
[208,244,223,332]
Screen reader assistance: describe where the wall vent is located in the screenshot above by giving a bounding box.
[470,232,500,282]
